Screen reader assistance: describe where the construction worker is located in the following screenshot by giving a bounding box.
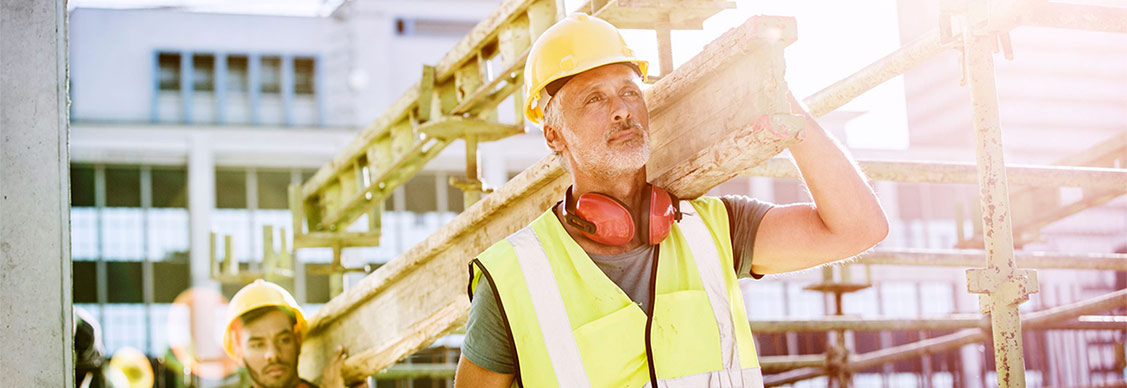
[224,279,360,388]
[455,13,888,388]
[75,306,108,388]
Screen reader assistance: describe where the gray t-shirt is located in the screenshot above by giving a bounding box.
[463,195,774,374]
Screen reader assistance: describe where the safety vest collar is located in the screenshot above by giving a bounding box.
[533,204,649,314]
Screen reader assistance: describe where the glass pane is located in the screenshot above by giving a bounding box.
[257,170,291,210]
[71,164,96,207]
[147,208,189,262]
[101,208,144,260]
[106,261,143,303]
[153,262,190,303]
[151,167,187,208]
[71,207,99,260]
[193,54,215,92]
[446,180,463,213]
[294,57,315,95]
[105,167,141,207]
[158,52,181,91]
[72,261,98,303]
[227,55,249,92]
[405,172,437,213]
[261,56,281,94]
[216,169,247,209]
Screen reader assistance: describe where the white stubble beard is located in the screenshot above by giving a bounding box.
[566,126,650,181]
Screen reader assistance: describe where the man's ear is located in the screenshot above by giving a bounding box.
[543,123,566,154]
[229,329,243,359]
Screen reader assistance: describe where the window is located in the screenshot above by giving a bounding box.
[216,170,247,209]
[193,54,215,92]
[153,262,190,303]
[261,56,282,94]
[227,55,249,93]
[158,53,181,91]
[405,172,437,213]
[72,165,96,207]
[73,261,98,303]
[151,168,187,208]
[107,262,143,303]
[294,57,316,95]
[446,183,463,213]
[105,167,141,207]
[256,170,292,210]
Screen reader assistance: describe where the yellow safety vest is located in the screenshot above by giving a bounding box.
[470,197,763,388]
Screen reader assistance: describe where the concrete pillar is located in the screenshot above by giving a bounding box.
[0,0,74,385]
[188,133,216,287]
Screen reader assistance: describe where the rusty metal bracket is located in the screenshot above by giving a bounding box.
[967,268,1039,313]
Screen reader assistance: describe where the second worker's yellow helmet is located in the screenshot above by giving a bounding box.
[222,279,307,360]
[523,13,648,124]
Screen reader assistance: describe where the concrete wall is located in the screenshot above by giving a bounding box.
[0,0,73,385]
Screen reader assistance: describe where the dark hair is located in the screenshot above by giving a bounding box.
[238,306,297,328]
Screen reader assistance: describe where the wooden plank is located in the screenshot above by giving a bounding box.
[646,15,803,198]
[298,15,803,384]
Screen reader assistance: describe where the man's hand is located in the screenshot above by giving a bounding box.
[322,346,368,388]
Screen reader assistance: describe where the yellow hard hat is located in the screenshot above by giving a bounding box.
[106,347,154,388]
[523,13,649,124]
[222,279,307,360]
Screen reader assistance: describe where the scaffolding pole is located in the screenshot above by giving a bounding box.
[742,159,1127,190]
[963,17,1035,386]
[857,248,1127,271]
[750,315,1127,333]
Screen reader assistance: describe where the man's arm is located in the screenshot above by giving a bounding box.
[750,92,889,275]
[455,355,515,388]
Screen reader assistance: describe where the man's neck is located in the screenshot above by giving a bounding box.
[571,167,648,212]
[559,167,649,255]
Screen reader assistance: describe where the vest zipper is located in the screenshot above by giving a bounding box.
[644,245,660,387]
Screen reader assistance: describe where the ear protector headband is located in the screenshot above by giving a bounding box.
[560,185,681,246]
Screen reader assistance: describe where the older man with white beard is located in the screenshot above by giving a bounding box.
[454,14,888,388]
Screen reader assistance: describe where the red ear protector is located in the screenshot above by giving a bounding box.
[561,185,681,246]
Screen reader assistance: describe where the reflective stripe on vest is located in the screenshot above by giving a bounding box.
[679,209,741,371]
[506,227,593,388]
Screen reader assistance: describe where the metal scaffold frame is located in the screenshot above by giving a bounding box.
[286,0,1127,385]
